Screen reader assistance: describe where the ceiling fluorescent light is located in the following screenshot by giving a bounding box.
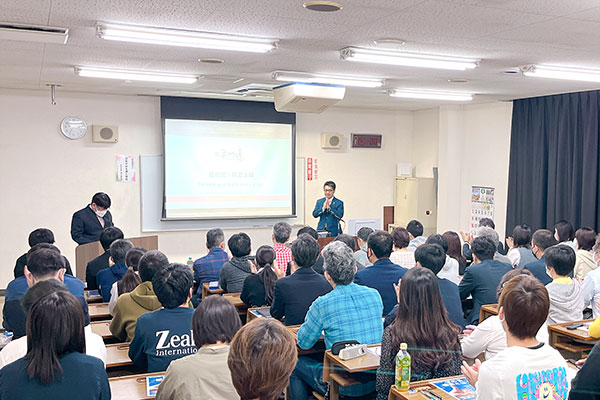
[75,66,199,84]
[0,22,68,44]
[521,64,600,83]
[389,89,473,101]
[96,22,277,53]
[340,47,479,71]
[272,71,384,88]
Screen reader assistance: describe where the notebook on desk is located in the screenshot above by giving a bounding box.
[254,308,271,318]
[432,377,475,400]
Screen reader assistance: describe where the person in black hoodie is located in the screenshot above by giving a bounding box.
[96,239,133,302]
[570,341,600,399]
[219,233,254,293]
[85,226,124,290]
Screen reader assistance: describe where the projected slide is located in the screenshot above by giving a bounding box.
[164,119,294,219]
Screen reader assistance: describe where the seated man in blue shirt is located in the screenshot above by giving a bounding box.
[193,228,229,288]
[129,262,196,372]
[3,245,88,338]
[292,241,384,400]
[97,239,133,302]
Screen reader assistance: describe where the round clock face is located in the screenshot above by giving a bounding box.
[60,116,87,140]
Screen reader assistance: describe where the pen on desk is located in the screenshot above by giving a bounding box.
[424,389,442,400]
[421,391,438,400]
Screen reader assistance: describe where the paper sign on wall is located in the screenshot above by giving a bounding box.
[470,186,494,233]
[116,155,136,182]
[307,157,313,181]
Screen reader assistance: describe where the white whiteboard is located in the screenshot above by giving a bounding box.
[140,155,305,232]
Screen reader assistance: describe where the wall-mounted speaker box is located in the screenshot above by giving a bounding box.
[321,133,343,149]
[92,125,119,143]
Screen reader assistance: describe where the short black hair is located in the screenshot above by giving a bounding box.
[26,248,65,278]
[478,218,495,230]
[206,229,225,248]
[291,234,320,268]
[545,245,576,276]
[99,226,124,251]
[273,222,292,244]
[425,234,448,252]
[323,181,336,191]
[125,247,147,271]
[21,279,67,314]
[297,226,318,240]
[414,244,446,275]
[512,224,532,247]
[532,229,558,251]
[406,220,424,238]
[356,227,374,242]
[471,236,496,261]
[152,263,193,309]
[28,229,55,248]
[367,230,393,259]
[335,234,356,251]
[109,239,133,264]
[91,192,111,208]
[193,295,241,348]
[554,220,575,242]
[228,233,251,258]
[575,228,596,251]
[138,250,169,282]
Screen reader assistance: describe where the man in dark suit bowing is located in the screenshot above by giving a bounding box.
[71,192,114,245]
[312,181,344,237]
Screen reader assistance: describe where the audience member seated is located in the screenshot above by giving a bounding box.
[3,246,88,339]
[462,275,569,399]
[0,280,106,369]
[443,231,467,275]
[219,233,253,293]
[295,226,324,274]
[0,290,110,399]
[554,220,576,249]
[459,237,512,325]
[460,269,548,361]
[574,227,597,281]
[426,234,460,285]
[97,239,133,302]
[156,295,241,400]
[270,234,331,326]
[462,218,506,261]
[193,228,229,290]
[85,226,123,290]
[354,226,374,269]
[129,263,196,372]
[272,222,292,275]
[406,219,427,252]
[506,224,537,267]
[583,235,600,319]
[228,319,297,400]
[523,229,558,285]
[466,226,512,266]
[335,234,366,270]
[545,245,584,324]
[376,267,462,400]
[389,227,415,269]
[14,228,73,278]
[591,315,600,338]
[386,244,465,328]
[355,230,407,314]
[109,246,145,315]
[292,241,384,399]
[569,341,600,400]
[241,245,278,307]
[110,250,167,341]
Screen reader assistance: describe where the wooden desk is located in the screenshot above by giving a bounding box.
[479,304,498,323]
[201,282,224,299]
[223,293,244,307]
[549,319,598,358]
[106,343,133,369]
[322,344,380,400]
[85,290,103,303]
[109,371,164,399]
[89,302,111,320]
[91,321,113,340]
[247,306,270,322]
[388,375,467,400]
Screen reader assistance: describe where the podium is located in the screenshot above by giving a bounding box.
[317,236,359,251]
[75,235,159,281]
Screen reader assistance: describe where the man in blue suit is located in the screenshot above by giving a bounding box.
[354,230,407,314]
[459,236,512,325]
[312,181,343,237]
[523,229,558,286]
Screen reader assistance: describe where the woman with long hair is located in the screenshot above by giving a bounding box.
[376,267,462,400]
[241,245,278,306]
[443,231,467,275]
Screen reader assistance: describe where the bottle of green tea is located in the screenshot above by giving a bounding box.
[395,342,411,391]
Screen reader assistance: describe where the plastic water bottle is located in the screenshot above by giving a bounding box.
[187,257,193,270]
[395,342,411,391]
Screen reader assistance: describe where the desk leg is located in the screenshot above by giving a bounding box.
[329,381,340,400]
[549,329,558,348]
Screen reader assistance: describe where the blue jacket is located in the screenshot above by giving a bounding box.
[97,263,127,302]
[523,256,552,286]
[312,197,344,237]
[459,259,512,324]
[354,258,407,315]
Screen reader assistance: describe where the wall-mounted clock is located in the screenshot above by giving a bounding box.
[60,116,87,140]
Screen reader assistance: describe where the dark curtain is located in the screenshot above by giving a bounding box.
[506,90,600,236]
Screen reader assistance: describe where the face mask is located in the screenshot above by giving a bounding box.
[95,209,108,218]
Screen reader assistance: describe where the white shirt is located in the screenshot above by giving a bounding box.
[109,281,119,316]
[389,250,415,269]
[461,315,549,360]
[438,255,460,285]
[476,343,569,400]
[0,325,107,369]
[506,248,520,267]
[582,267,600,318]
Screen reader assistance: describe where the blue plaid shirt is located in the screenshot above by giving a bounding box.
[193,248,229,289]
[297,283,384,397]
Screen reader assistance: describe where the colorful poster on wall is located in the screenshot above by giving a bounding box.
[116,155,136,182]
[470,186,494,232]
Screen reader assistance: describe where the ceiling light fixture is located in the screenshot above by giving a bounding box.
[389,89,473,101]
[272,70,384,88]
[0,22,69,44]
[520,64,600,83]
[303,1,343,12]
[199,57,224,64]
[340,47,480,71]
[96,22,278,53]
[75,66,199,84]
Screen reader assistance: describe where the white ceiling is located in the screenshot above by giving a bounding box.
[3,0,600,110]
